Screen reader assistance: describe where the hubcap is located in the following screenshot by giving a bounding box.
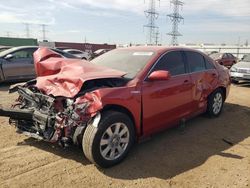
[212,93,223,115]
[100,122,129,160]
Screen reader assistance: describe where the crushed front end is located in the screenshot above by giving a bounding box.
[0,82,102,147]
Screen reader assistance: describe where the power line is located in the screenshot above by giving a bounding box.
[155,28,160,45]
[144,0,160,45]
[6,31,10,37]
[167,0,184,46]
[23,23,30,38]
[40,24,49,41]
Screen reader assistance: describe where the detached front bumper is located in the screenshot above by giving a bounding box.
[0,83,103,146]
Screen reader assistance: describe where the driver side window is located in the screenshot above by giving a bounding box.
[153,51,186,76]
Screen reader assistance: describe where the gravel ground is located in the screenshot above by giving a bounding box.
[0,83,250,188]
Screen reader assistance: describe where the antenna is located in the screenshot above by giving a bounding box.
[144,0,160,45]
[167,0,184,46]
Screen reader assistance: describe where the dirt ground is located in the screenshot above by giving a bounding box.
[0,83,250,188]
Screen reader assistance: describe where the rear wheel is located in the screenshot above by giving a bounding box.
[207,89,224,117]
[82,111,135,168]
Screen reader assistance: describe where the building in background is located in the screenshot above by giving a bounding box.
[0,37,38,46]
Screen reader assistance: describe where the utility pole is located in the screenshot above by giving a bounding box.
[144,0,160,45]
[6,31,10,37]
[167,0,184,46]
[155,29,160,45]
[40,24,48,41]
[23,23,30,38]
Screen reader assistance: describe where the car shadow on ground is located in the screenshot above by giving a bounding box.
[0,83,10,91]
[14,102,250,180]
[17,138,91,166]
[233,81,250,88]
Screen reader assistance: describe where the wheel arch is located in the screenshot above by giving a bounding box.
[211,86,227,102]
[101,104,138,136]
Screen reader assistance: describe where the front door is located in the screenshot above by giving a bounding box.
[142,50,193,136]
[2,48,36,81]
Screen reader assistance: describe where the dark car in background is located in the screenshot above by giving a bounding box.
[209,53,237,68]
[91,49,112,59]
[0,46,79,82]
[63,49,91,60]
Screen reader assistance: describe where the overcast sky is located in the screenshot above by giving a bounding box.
[0,0,249,45]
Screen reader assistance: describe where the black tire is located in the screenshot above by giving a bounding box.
[231,79,239,84]
[207,88,224,117]
[82,111,135,168]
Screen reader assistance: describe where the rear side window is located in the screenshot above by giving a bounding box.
[70,51,82,55]
[153,51,185,76]
[222,54,228,59]
[227,53,234,58]
[11,48,36,59]
[205,59,215,69]
[185,51,206,73]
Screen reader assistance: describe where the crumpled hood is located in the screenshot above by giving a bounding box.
[34,47,126,98]
[233,61,250,69]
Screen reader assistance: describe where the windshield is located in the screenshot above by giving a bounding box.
[91,49,155,79]
[242,54,250,62]
[209,53,222,60]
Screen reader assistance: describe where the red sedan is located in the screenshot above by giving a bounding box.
[209,52,237,68]
[0,47,230,167]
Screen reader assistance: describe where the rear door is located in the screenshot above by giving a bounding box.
[142,50,193,135]
[2,48,37,81]
[184,51,218,112]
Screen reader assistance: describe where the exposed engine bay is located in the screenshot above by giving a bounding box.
[0,77,127,147]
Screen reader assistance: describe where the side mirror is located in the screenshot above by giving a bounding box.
[5,54,14,60]
[148,70,171,81]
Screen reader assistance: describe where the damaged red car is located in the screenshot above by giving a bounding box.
[0,47,230,167]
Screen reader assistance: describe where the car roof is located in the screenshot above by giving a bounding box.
[64,49,83,51]
[0,46,39,57]
[9,46,38,50]
[116,46,204,55]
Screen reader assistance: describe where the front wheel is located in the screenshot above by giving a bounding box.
[82,111,135,168]
[207,89,224,117]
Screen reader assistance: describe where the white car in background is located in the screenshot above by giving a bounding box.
[230,54,250,83]
[63,49,91,60]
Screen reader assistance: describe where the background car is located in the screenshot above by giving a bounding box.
[63,49,91,60]
[91,48,112,59]
[230,54,250,83]
[0,46,79,82]
[209,52,237,68]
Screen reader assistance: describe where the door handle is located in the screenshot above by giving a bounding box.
[212,73,217,77]
[183,80,189,84]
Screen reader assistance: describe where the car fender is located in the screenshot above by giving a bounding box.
[95,86,142,137]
